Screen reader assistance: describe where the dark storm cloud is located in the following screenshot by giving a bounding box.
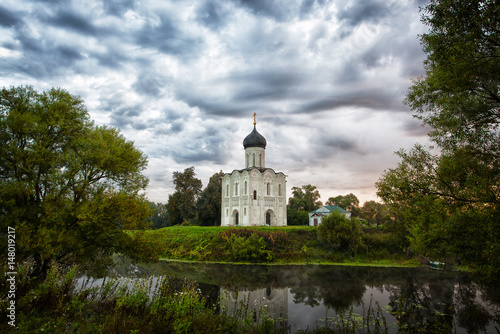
[8,35,84,78]
[296,89,402,114]
[175,88,251,117]
[229,69,303,102]
[157,124,231,164]
[237,0,291,21]
[132,71,167,97]
[195,0,229,30]
[0,5,23,27]
[324,136,359,152]
[99,94,145,130]
[102,0,136,17]
[134,14,202,57]
[51,9,98,35]
[91,47,130,69]
[337,0,389,27]
[299,0,315,16]
[1,0,430,203]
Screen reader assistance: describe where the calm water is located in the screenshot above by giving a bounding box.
[108,260,500,333]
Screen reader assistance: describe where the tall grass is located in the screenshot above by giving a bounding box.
[149,226,414,266]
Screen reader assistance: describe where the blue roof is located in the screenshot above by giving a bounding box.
[309,205,349,215]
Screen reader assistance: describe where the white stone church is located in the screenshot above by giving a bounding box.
[221,116,287,226]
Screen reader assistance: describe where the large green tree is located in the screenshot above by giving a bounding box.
[326,193,361,217]
[166,166,202,225]
[360,200,389,228]
[0,86,156,276]
[377,0,500,278]
[196,171,224,226]
[288,184,322,213]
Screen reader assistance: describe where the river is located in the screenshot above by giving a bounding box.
[106,259,499,333]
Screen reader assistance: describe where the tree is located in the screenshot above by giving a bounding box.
[166,166,202,225]
[360,200,389,228]
[317,211,362,255]
[377,0,500,278]
[147,201,169,229]
[288,184,322,213]
[196,171,224,226]
[0,86,155,277]
[286,207,309,226]
[326,193,361,217]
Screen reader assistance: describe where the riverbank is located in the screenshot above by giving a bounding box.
[146,225,418,267]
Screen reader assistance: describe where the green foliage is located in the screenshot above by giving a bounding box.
[287,207,309,226]
[326,193,361,217]
[150,225,413,266]
[288,184,322,213]
[147,201,169,229]
[196,171,224,226]
[222,232,273,263]
[377,0,500,280]
[1,262,236,334]
[317,211,363,255]
[167,167,203,225]
[0,86,155,277]
[359,201,390,228]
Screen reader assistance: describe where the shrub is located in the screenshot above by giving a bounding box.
[317,211,363,255]
[223,232,273,262]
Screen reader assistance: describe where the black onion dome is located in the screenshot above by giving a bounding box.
[243,125,267,149]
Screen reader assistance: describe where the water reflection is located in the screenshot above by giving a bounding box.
[221,287,288,331]
[109,259,500,333]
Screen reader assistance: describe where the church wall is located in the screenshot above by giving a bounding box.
[245,147,265,168]
[222,169,287,226]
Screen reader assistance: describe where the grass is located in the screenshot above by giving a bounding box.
[145,226,418,267]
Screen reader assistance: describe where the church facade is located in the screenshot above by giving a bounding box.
[221,117,287,226]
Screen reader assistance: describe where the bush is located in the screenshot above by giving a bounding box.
[317,211,363,255]
[222,230,273,262]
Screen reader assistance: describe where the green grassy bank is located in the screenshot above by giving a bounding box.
[146,226,418,267]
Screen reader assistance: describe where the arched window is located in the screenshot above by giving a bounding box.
[266,183,270,195]
[244,181,247,194]
[226,184,229,197]
[259,154,262,167]
[253,190,257,200]
[278,184,281,196]
[252,154,255,166]
[235,182,238,195]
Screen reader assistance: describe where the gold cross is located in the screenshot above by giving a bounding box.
[253,112,257,125]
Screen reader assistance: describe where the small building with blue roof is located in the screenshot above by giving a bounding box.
[308,205,351,226]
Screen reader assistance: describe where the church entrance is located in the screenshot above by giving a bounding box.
[232,210,239,226]
[265,209,275,226]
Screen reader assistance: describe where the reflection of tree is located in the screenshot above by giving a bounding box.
[109,259,500,332]
[290,266,366,312]
[388,272,500,333]
[321,281,365,312]
[455,281,494,333]
[389,272,454,333]
[290,285,321,307]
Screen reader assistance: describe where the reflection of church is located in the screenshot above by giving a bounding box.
[221,114,287,226]
[220,287,288,329]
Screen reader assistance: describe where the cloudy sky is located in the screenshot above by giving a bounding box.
[0,0,431,205]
